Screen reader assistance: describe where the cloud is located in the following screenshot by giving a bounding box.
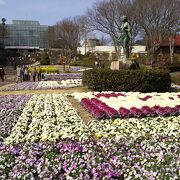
[0,0,6,5]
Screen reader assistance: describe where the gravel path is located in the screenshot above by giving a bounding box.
[170,71,180,77]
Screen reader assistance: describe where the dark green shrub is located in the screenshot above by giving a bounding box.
[40,52,50,65]
[168,64,180,72]
[82,69,171,92]
[72,54,95,67]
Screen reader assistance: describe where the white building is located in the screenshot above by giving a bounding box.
[77,45,146,60]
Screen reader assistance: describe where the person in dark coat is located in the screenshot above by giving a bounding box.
[0,67,5,81]
[32,67,37,82]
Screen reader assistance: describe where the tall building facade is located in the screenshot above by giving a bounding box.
[4,20,48,50]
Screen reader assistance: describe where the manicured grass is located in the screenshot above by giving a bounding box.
[0,86,89,95]
[171,74,180,85]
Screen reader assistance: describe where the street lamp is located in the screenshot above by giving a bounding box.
[0,18,6,65]
[1,18,6,47]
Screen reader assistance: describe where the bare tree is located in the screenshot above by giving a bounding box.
[54,18,81,54]
[74,15,91,54]
[86,0,139,52]
[99,34,112,45]
[134,0,180,64]
[44,26,61,48]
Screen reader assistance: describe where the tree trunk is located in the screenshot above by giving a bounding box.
[169,36,175,64]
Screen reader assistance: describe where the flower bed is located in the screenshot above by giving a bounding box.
[61,79,82,87]
[6,94,89,144]
[0,95,31,139]
[73,92,180,119]
[44,73,82,81]
[0,93,179,179]
[2,80,82,91]
[87,116,180,140]
[70,66,92,72]
[3,82,39,91]
[0,134,179,179]
[0,140,123,179]
[171,83,180,90]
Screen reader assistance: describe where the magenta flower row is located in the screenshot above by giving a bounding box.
[81,98,180,119]
[96,93,180,101]
[96,92,126,98]
[81,98,107,119]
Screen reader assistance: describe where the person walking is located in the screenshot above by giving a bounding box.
[32,67,37,82]
[0,67,5,82]
[37,66,42,81]
[24,66,29,81]
[16,65,22,83]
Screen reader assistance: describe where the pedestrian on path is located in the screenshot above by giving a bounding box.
[0,67,5,82]
[37,66,42,81]
[32,67,37,82]
[16,65,22,83]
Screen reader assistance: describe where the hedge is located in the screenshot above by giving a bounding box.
[168,64,180,72]
[82,69,171,92]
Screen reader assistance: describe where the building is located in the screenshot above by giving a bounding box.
[158,34,180,54]
[1,20,49,64]
[4,20,48,51]
[77,44,146,60]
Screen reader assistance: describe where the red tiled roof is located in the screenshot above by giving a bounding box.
[160,35,180,46]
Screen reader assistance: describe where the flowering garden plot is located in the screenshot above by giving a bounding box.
[0,92,179,179]
[1,133,179,179]
[61,79,82,87]
[86,116,180,179]
[0,95,31,139]
[44,73,82,81]
[73,92,180,119]
[171,83,180,90]
[6,94,89,144]
[3,82,39,91]
[2,80,82,91]
[70,67,92,72]
[0,140,123,179]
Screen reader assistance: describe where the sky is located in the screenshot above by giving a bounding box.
[0,0,101,25]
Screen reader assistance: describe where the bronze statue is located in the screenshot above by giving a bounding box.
[118,16,131,60]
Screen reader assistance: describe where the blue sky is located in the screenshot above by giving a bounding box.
[0,0,101,25]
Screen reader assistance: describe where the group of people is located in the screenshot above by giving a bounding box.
[16,65,42,83]
[0,67,5,82]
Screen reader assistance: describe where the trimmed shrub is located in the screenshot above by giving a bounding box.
[168,64,180,72]
[82,69,171,92]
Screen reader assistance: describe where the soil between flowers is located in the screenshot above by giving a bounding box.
[68,96,94,124]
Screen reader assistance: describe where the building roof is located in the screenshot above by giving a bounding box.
[160,34,180,46]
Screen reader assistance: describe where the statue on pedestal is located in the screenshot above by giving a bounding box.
[118,16,132,60]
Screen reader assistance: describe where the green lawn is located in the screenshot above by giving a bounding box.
[171,74,180,85]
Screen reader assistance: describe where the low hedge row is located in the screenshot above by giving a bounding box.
[168,64,180,72]
[82,69,171,92]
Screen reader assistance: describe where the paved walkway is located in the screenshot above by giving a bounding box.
[170,71,180,77]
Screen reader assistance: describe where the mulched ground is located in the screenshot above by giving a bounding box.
[68,96,94,124]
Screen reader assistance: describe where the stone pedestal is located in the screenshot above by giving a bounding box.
[120,60,132,69]
[111,60,133,70]
[110,61,119,70]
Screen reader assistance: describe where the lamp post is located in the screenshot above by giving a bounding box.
[1,18,6,47]
[1,18,6,65]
